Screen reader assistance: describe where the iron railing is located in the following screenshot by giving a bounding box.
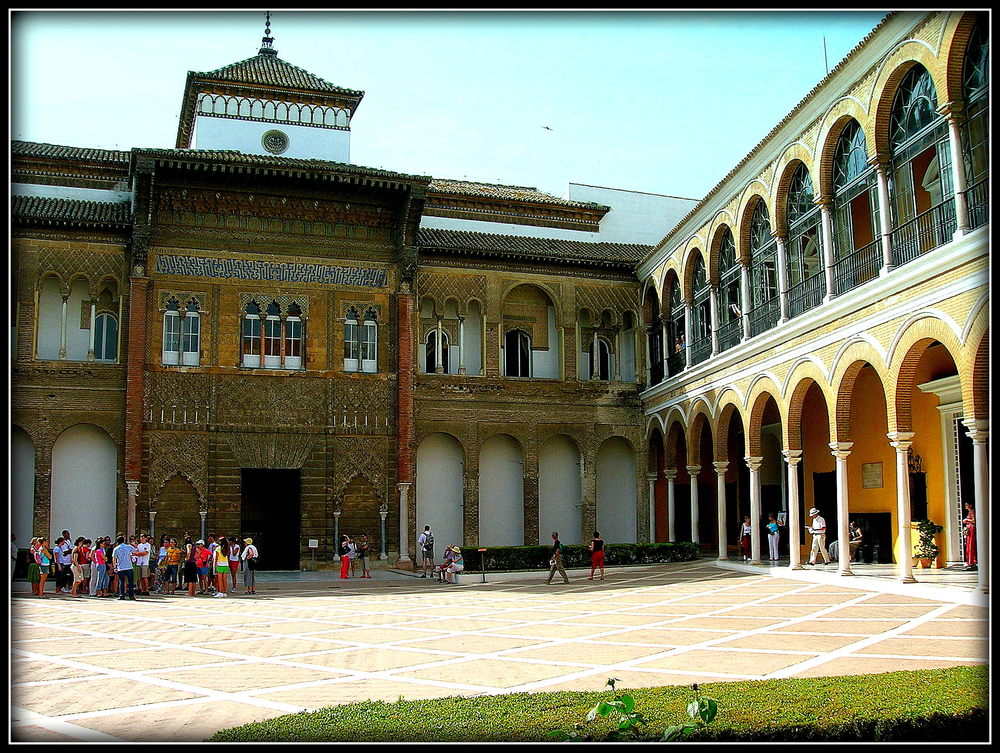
[716,319,742,353]
[666,351,685,377]
[748,297,779,337]
[689,336,711,366]
[834,238,882,296]
[965,178,989,231]
[891,198,957,268]
[787,272,826,319]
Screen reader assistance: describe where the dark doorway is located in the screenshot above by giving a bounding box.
[812,470,838,549]
[241,468,301,570]
[673,484,691,541]
[851,512,892,564]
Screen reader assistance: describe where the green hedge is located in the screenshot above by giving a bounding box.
[459,541,700,572]
[209,666,988,742]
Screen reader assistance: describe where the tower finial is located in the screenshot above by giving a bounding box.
[259,10,277,56]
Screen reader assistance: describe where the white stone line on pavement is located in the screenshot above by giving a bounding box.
[846,652,987,663]
[236,668,507,699]
[762,602,958,679]
[10,694,232,726]
[10,707,131,742]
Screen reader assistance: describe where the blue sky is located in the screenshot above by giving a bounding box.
[11,10,887,200]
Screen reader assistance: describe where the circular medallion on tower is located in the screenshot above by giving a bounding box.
[261,129,289,155]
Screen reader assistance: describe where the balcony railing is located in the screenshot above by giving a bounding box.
[689,336,711,366]
[649,359,663,386]
[716,319,742,353]
[787,272,826,319]
[965,178,989,231]
[834,238,882,296]
[748,297,779,338]
[666,351,685,377]
[891,198,957,268]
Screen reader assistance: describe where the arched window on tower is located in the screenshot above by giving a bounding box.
[503,329,531,377]
[786,163,825,317]
[242,300,262,368]
[717,229,742,352]
[963,18,989,229]
[690,255,711,365]
[263,301,282,369]
[163,297,181,366]
[94,313,118,362]
[748,202,779,337]
[889,64,954,265]
[180,298,200,366]
[361,308,378,373]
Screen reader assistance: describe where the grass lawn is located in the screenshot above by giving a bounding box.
[211,665,988,742]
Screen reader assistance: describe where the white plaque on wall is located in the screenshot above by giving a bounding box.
[861,462,883,489]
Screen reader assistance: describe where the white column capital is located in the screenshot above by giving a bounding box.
[713,461,729,475]
[782,449,803,465]
[886,432,915,451]
[686,465,701,476]
[664,468,678,481]
[829,441,854,459]
[962,419,989,444]
[126,480,140,495]
[645,472,659,482]
[744,456,763,472]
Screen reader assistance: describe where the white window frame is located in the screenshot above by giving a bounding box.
[162,310,181,366]
[285,316,303,370]
[361,318,377,373]
[94,312,118,362]
[344,317,360,372]
[263,315,282,369]
[181,311,200,366]
[242,313,261,367]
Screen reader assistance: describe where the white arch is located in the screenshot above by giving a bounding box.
[960,292,989,344]
[686,396,715,426]
[644,413,666,439]
[50,424,117,542]
[711,385,747,416]
[745,371,785,407]
[479,435,524,546]
[885,308,963,366]
[539,435,582,545]
[828,333,888,382]
[415,433,464,553]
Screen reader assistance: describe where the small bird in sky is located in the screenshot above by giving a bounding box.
[541,125,553,131]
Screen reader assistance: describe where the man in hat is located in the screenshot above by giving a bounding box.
[240,538,258,595]
[806,507,830,565]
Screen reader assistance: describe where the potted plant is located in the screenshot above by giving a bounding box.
[914,518,944,568]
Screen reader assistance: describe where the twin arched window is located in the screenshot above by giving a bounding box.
[163,298,200,366]
[344,307,377,373]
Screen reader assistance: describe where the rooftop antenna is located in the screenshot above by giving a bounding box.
[823,36,829,75]
[259,11,278,56]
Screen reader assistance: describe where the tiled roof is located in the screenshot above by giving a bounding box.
[134,147,431,185]
[418,227,650,265]
[12,195,131,227]
[429,179,608,210]
[193,53,363,98]
[12,140,130,163]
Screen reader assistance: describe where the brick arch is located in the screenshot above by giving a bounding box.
[964,330,989,423]
[657,259,682,304]
[477,430,527,456]
[687,408,714,467]
[817,95,874,193]
[870,43,947,157]
[771,145,816,234]
[662,268,682,308]
[707,219,737,285]
[415,428,468,458]
[786,376,833,452]
[829,335,888,387]
[939,11,986,105]
[66,272,94,298]
[736,189,771,265]
[746,380,784,458]
[833,360,889,443]
[715,397,747,465]
[641,281,662,327]
[662,408,687,471]
[418,293,441,318]
[538,429,584,457]
[681,247,707,305]
[891,336,960,433]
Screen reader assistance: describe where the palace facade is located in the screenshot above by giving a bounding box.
[11,11,989,589]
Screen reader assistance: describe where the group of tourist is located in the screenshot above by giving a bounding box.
[18,528,259,599]
[337,533,374,579]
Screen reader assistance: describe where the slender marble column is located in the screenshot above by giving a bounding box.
[683,303,693,368]
[199,510,207,542]
[870,155,894,274]
[773,232,789,322]
[379,502,388,560]
[687,465,701,544]
[148,510,157,544]
[87,301,97,361]
[941,103,970,236]
[829,442,854,576]
[333,510,341,561]
[457,316,466,374]
[665,469,677,543]
[708,285,719,355]
[963,421,988,594]
[591,328,600,380]
[745,456,763,564]
[642,325,652,386]
[435,318,444,373]
[126,481,139,538]
[646,473,658,544]
[714,461,728,560]
[818,198,836,302]
[739,264,751,340]
[887,433,916,583]
[397,482,412,566]
[783,450,803,570]
[59,295,69,359]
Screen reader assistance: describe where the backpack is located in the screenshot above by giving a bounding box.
[423,532,434,552]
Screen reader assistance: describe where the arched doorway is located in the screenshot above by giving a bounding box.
[50,424,118,542]
[415,433,464,553]
[538,435,582,545]
[596,436,637,544]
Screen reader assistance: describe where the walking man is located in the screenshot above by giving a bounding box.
[417,525,434,578]
[806,507,831,565]
[546,531,569,584]
[112,535,137,600]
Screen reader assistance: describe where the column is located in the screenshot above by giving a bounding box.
[59,294,68,359]
[773,232,789,322]
[435,318,444,373]
[126,481,139,537]
[148,510,156,543]
[818,197,836,302]
[591,328,599,380]
[661,318,670,375]
[739,264,751,340]
[379,501,389,560]
[941,103,970,236]
[397,482,412,567]
[745,457,762,564]
[642,325,652,386]
[457,316,466,375]
[783,450,803,570]
[199,509,207,542]
[886,433,915,583]
[709,285,719,355]
[333,509,341,561]
[683,303,693,368]
[665,469,677,542]
[687,465,701,544]
[829,442,854,576]
[614,329,622,382]
[87,300,97,361]
[714,461,728,560]
[963,421,988,594]
[869,155,894,274]
[646,473,657,544]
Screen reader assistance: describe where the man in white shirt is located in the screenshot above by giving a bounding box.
[806,507,831,565]
[416,525,434,579]
[112,536,137,600]
[135,533,152,595]
[56,535,73,593]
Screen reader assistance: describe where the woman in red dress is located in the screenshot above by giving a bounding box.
[962,503,977,570]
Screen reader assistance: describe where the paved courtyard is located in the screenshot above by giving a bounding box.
[10,561,988,742]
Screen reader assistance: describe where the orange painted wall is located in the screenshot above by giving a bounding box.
[799,382,833,560]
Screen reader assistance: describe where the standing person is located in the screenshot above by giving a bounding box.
[27,538,41,596]
[164,539,182,595]
[213,537,230,598]
[79,539,92,594]
[68,538,85,598]
[445,547,464,583]
[356,534,371,579]
[347,536,359,577]
[240,538,258,595]
[183,538,199,597]
[156,535,169,587]
[194,540,211,594]
[545,531,569,585]
[962,503,977,571]
[739,516,753,562]
[766,514,782,562]
[806,507,831,565]
[10,533,19,582]
[228,536,241,591]
[587,531,606,581]
[417,525,434,578]
[847,521,864,563]
[135,533,152,595]
[36,538,53,597]
[54,536,72,593]
[112,535,137,600]
[90,539,108,598]
[338,535,352,579]
[206,535,218,593]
